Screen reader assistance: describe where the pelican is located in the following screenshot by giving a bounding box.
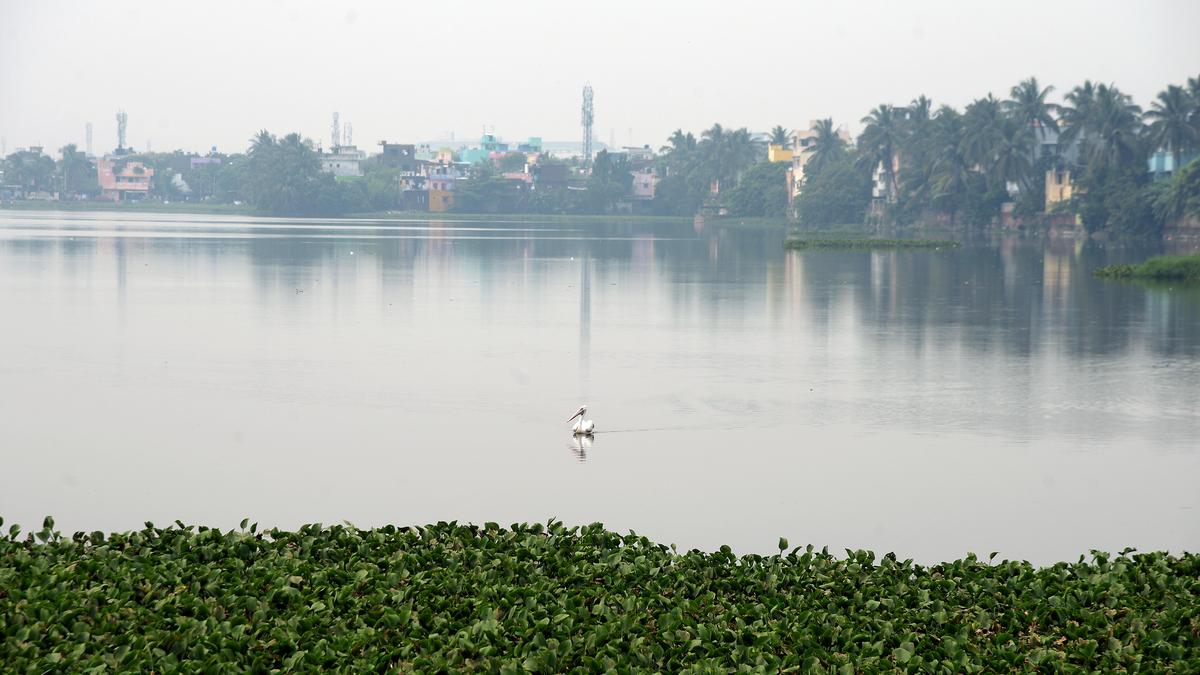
[567,404,595,436]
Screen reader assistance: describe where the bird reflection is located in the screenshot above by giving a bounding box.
[569,434,592,462]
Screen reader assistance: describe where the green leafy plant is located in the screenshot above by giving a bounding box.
[2,519,1197,672]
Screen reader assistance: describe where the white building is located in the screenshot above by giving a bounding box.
[320,145,365,177]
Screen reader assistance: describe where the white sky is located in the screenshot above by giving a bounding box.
[2,0,1198,156]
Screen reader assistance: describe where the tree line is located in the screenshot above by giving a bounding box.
[793,75,1200,235]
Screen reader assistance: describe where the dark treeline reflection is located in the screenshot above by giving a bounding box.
[2,217,1197,365]
[790,240,1200,360]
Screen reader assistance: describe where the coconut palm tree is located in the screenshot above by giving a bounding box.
[1005,77,1059,141]
[768,125,789,146]
[858,104,904,200]
[804,118,846,177]
[961,95,1004,174]
[991,117,1035,191]
[928,107,973,224]
[1058,81,1098,149]
[1078,84,1143,174]
[1145,84,1199,170]
[661,129,697,156]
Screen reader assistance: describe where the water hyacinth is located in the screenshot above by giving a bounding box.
[1,517,1197,672]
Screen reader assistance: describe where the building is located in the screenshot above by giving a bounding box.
[1045,166,1074,210]
[378,142,418,171]
[320,145,365,177]
[97,156,154,202]
[786,122,852,203]
[630,167,659,200]
[425,162,466,212]
[1148,149,1197,179]
[767,144,793,163]
[531,162,570,189]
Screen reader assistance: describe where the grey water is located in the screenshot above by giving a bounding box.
[1,209,1197,564]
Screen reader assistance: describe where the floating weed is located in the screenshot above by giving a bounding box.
[1094,253,1200,283]
[1,519,1197,672]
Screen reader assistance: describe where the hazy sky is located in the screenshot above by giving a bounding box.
[2,0,1198,157]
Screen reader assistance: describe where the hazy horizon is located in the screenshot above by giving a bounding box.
[2,0,1198,157]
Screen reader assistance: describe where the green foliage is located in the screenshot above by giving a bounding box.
[585,150,633,213]
[453,164,523,214]
[1072,168,1159,237]
[240,130,364,216]
[1,520,1197,672]
[1094,253,1200,282]
[728,160,788,217]
[1155,157,1200,223]
[784,238,958,250]
[2,149,57,192]
[795,156,871,227]
[496,152,528,173]
[56,145,98,197]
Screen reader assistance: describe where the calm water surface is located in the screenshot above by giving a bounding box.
[2,210,1198,564]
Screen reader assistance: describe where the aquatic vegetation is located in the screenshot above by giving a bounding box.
[785,237,959,251]
[1094,253,1200,282]
[2,518,1197,672]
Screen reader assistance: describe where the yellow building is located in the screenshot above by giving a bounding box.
[1045,167,1074,210]
[429,189,454,212]
[768,144,793,163]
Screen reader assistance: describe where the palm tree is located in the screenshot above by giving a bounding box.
[804,118,845,177]
[1078,84,1143,174]
[961,95,1004,175]
[991,117,1035,191]
[1145,84,1199,170]
[928,107,973,224]
[661,129,697,155]
[858,104,904,200]
[1058,80,1098,148]
[768,125,789,146]
[1005,77,1059,141]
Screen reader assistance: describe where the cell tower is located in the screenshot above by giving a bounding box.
[116,110,128,150]
[331,112,341,149]
[581,84,594,167]
[85,122,93,156]
[344,122,353,146]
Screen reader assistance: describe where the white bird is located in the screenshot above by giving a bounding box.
[567,404,595,436]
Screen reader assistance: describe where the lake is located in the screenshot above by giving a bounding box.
[1,209,1197,564]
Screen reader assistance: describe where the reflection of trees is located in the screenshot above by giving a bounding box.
[785,240,1200,360]
[4,218,1197,364]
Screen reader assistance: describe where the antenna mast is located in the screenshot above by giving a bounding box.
[581,84,594,167]
[116,110,128,150]
[331,112,341,149]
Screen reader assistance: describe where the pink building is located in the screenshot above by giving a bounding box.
[97,157,154,202]
[631,167,659,200]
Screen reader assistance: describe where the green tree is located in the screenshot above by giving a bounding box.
[728,160,789,217]
[794,156,871,226]
[4,149,57,192]
[1145,84,1199,170]
[804,119,846,178]
[857,104,903,200]
[57,144,98,197]
[768,125,789,146]
[497,152,528,173]
[1004,77,1059,141]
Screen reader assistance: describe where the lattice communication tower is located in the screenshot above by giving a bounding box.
[581,85,594,167]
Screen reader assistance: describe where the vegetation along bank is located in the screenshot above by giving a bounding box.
[2,519,1197,672]
[1094,253,1200,282]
